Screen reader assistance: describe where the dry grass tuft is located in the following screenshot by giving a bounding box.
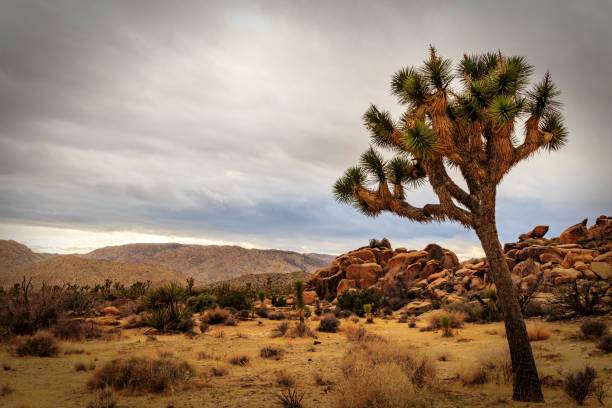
[202,308,230,325]
[288,321,315,338]
[334,341,436,408]
[228,353,250,366]
[87,356,195,394]
[343,323,385,343]
[210,365,228,376]
[457,347,512,386]
[86,389,116,408]
[52,319,103,341]
[270,321,290,338]
[527,325,551,341]
[16,333,60,357]
[275,369,297,387]
[0,384,15,396]
[425,309,467,330]
[260,345,284,359]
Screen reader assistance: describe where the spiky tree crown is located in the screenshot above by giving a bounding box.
[334,47,567,228]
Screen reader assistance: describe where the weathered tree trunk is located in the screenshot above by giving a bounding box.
[475,202,544,402]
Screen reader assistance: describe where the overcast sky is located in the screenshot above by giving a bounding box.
[0,0,610,258]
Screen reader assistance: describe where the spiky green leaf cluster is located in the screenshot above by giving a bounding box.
[540,112,568,151]
[391,67,429,107]
[363,105,396,148]
[489,95,523,125]
[527,71,561,116]
[360,147,387,182]
[333,166,366,203]
[402,121,436,158]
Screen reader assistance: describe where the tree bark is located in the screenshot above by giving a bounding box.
[475,219,544,402]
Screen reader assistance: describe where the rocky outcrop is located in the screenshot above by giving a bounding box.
[307,217,612,316]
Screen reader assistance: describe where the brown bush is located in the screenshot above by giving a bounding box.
[270,322,290,338]
[88,357,194,394]
[598,334,612,354]
[426,309,467,330]
[86,389,116,408]
[318,314,341,333]
[260,346,284,359]
[288,321,315,338]
[564,366,597,405]
[52,319,103,341]
[202,308,230,325]
[228,353,250,366]
[343,323,384,343]
[334,342,435,408]
[580,320,608,339]
[275,369,297,387]
[210,365,228,376]
[527,325,551,341]
[457,347,512,386]
[16,333,60,357]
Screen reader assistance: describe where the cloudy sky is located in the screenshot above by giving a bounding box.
[0,0,610,258]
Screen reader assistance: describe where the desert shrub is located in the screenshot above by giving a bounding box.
[142,283,191,333]
[314,308,323,316]
[52,319,103,341]
[176,317,195,333]
[86,389,116,408]
[337,288,383,317]
[580,320,608,338]
[268,311,287,320]
[318,314,341,333]
[88,357,194,394]
[314,372,332,386]
[228,353,250,366]
[563,366,597,405]
[224,315,238,326]
[598,334,612,353]
[186,294,218,313]
[289,321,315,338]
[271,321,290,338]
[426,309,466,330]
[75,362,89,371]
[211,365,228,376]
[270,294,287,308]
[275,369,297,387]
[457,347,512,386]
[202,308,230,325]
[16,333,60,357]
[335,342,436,408]
[199,322,209,333]
[440,314,452,337]
[363,304,373,324]
[276,388,304,408]
[527,325,550,341]
[260,346,284,359]
[343,323,384,343]
[255,307,268,318]
[217,290,251,311]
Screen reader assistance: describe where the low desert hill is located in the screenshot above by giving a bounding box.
[0,240,54,276]
[7,254,188,287]
[82,243,334,283]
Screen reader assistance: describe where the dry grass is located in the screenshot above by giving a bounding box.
[260,345,284,359]
[275,369,297,387]
[87,357,195,394]
[527,325,551,341]
[228,353,250,366]
[270,321,290,338]
[343,323,384,343]
[457,347,512,386]
[203,308,230,325]
[86,389,116,408]
[288,321,315,338]
[334,341,436,408]
[52,319,103,341]
[210,365,228,376]
[16,333,60,357]
[425,309,467,330]
[0,384,15,396]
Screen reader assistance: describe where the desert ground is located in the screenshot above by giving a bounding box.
[1,313,610,408]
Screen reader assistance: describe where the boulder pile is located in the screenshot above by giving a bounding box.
[306,215,612,315]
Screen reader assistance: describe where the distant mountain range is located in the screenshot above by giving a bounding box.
[0,240,334,287]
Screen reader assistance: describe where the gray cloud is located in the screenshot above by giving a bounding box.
[0,0,610,256]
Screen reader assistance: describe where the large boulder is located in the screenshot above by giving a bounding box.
[519,225,549,241]
[560,219,588,244]
[515,246,563,262]
[385,251,429,275]
[346,263,382,288]
[303,291,317,305]
[587,215,612,241]
[401,300,432,315]
[551,267,582,284]
[590,262,612,280]
[336,279,357,296]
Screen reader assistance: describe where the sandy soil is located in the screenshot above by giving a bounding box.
[0,315,610,408]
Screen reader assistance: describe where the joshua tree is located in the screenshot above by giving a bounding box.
[334,47,566,402]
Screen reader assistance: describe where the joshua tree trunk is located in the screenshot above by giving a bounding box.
[474,199,544,402]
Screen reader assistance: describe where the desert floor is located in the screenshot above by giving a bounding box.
[1,315,610,408]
